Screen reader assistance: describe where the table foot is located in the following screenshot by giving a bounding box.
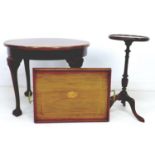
[24,90,33,97]
[126,95,145,122]
[13,108,22,116]
[66,57,84,68]
[110,91,145,122]
[121,101,126,107]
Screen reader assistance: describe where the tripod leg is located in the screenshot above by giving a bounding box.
[110,94,121,107]
[110,96,115,107]
[121,100,126,106]
[126,95,144,122]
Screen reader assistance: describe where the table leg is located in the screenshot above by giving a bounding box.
[110,41,144,122]
[24,59,32,97]
[66,57,84,68]
[7,57,22,116]
[110,91,144,122]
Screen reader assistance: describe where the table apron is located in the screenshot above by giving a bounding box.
[7,48,87,60]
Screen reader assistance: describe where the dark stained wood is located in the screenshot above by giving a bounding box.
[33,68,111,123]
[7,57,22,116]
[24,59,32,96]
[4,38,89,116]
[109,34,149,42]
[109,34,149,122]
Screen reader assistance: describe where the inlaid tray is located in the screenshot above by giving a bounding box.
[33,68,111,123]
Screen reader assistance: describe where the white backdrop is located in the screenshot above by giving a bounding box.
[0,0,154,91]
[1,1,155,155]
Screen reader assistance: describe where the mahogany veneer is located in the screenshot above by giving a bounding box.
[33,68,111,123]
[4,38,89,116]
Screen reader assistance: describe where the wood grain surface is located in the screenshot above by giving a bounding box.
[33,68,111,123]
[4,38,89,51]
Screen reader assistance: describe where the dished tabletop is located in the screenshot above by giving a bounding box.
[109,34,149,42]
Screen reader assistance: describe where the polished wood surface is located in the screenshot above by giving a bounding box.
[109,34,149,122]
[33,68,111,123]
[4,38,89,51]
[5,38,89,116]
[109,34,149,42]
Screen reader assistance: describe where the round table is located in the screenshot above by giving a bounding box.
[109,34,149,122]
[4,38,89,116]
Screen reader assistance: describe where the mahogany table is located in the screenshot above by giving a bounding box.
[4,38,89,116]
[109,34,149,122]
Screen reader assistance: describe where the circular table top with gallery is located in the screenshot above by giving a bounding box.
[4,38,89,116]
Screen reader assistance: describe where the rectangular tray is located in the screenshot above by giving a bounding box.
[33,68,111,123]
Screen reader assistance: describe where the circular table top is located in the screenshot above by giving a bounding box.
[109,34,149,42]
[4,38,89,50]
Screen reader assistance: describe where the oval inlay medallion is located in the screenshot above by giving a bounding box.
[67,91,78,99]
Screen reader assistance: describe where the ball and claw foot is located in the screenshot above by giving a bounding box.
[24,90,32,97]
[13,108,22,116]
